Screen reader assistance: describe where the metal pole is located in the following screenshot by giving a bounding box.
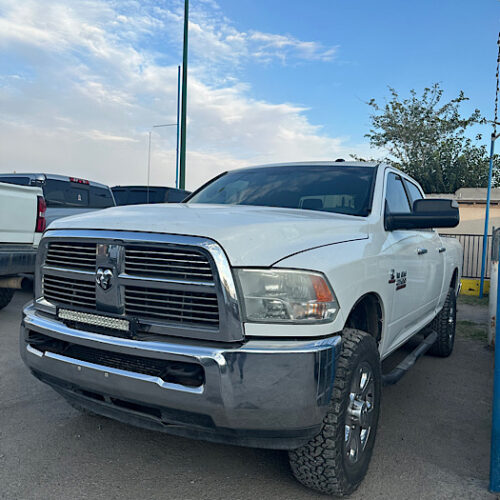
[176,65,181,189]
[481,138,496,297]
[483,33,500,297]
[491,232,500,491]
[489,227,500,346]
[179,0,189,190]
[147,131,152,204]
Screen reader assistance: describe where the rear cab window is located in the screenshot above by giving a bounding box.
[0,176,32,186]
[44,179,114,208]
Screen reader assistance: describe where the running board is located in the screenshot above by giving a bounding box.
[382,331,438,386]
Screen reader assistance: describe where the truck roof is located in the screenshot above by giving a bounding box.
[0,173,110,190]
[235,161,381,171]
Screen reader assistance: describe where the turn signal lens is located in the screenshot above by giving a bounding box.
[310,274,334,302]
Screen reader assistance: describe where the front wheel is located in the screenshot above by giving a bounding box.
[288,328,381,496]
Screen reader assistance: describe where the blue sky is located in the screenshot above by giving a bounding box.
[0,0,499,189]
[216,0,500,141]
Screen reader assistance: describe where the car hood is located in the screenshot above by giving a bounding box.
[47,203,369,266]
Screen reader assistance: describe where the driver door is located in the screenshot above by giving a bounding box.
[381,173,430,353]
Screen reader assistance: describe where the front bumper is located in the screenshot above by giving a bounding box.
[21,302,341,449]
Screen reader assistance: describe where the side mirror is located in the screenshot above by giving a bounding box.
[385,198,459,231]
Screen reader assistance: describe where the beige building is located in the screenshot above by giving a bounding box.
[428,188,500,235]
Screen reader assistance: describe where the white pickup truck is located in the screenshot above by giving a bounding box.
[21,162,462,496]
[0,181,46,309]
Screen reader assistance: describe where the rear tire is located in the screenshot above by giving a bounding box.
[288,328,381,496]
[429,288,456,358]
[0,288,15,310]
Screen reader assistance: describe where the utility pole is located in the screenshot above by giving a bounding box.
[481,32,500,298]
[179,0,189,190]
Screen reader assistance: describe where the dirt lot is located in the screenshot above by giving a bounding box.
[0,292,496,499]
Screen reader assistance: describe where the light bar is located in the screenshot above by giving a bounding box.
[58,309,130,332]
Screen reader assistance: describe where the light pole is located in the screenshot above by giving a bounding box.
[147,123,176,203]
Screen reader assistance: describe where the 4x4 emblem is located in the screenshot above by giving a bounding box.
[96,267,113,290]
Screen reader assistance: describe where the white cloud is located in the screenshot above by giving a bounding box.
[0,0,370,191]
[248,31,338,62]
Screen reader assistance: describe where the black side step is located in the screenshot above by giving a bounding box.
[382,331,438,386]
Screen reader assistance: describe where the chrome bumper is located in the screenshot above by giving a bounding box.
[21,302,341,449]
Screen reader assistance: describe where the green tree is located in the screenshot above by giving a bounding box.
[364,83,498,193]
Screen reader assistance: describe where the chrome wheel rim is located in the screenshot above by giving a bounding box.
[345,362,375,464]
[448,301,456,343]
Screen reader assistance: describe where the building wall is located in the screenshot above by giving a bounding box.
[439,204,500,235]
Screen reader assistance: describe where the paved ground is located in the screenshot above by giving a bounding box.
[0,292,496,499]
[457,300,489,325]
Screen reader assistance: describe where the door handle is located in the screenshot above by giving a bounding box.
[417,248,428,255]
[438,247,446,253]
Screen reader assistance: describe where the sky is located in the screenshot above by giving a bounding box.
[0,0,499,190]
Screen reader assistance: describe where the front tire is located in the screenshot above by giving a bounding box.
[289,328,381,496]
[429,288,456,357]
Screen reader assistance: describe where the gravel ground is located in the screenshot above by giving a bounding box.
[0,292,496,499]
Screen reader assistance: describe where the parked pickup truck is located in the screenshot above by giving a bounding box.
[112,185,191,205]
[21,162,462,496]
[0,181,46,309]
[0,173,115,227]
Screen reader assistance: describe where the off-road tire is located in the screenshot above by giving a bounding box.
[429,288,456,357]
[0,288,15,310]
[288,328,381,497]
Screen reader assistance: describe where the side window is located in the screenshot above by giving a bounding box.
[404,180,423,209]
[385,173,411,213]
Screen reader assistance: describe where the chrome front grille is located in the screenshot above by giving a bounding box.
[38,231,242,342]
[43,274,96,308]
[124,246,214,282]
[124,286,219,327]
[46,242,97,271]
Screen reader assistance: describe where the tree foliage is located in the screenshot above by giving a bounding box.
[365,83,498,193]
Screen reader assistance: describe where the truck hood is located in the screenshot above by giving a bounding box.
[47,204,369,266]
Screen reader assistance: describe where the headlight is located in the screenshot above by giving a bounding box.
[235,269,339,323]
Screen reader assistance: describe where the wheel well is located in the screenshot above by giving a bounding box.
[345,293,383,343]
[450,268,459,291]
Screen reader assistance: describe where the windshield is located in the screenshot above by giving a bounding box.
[187,165,377,216]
